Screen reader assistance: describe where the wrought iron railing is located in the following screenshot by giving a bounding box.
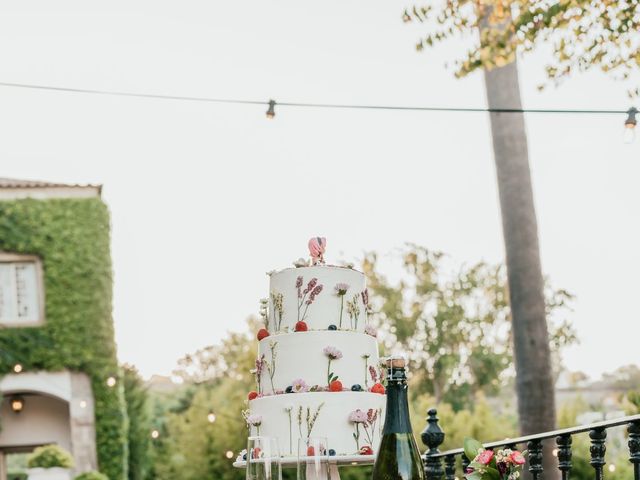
[421,408,640,480]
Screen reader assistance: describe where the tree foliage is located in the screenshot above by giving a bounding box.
[404,0,640,94]
[363,244,576,410]
[123,364,151,480]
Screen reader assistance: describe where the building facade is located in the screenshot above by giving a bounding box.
[0,178,126,480]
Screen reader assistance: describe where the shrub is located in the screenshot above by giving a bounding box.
[7,473,27,480]
[27,445,74,469]
[74,471,109,480]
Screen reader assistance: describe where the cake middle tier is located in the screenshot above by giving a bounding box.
[256,330,380,395]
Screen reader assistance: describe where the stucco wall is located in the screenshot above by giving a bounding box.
[0,395,71,451]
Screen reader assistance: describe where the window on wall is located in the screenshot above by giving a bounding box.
[0,254,44,326]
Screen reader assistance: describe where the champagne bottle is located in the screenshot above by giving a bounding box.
[372,355,425,480]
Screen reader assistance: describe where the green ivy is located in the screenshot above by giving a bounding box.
[0,198,127,480]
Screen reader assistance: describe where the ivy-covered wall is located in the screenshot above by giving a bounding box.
[0,198,128,480]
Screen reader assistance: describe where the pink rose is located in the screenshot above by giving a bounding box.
[509,451,526,465]
[475,449,494,465]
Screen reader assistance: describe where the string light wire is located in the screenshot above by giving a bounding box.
[0,80,631,116]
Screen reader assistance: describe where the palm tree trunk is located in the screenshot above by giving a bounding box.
[483,61,558,476]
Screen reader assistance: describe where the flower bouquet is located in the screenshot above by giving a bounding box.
[463,438,526,480]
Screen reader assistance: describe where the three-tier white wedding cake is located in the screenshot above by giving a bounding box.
[240,238,386,461]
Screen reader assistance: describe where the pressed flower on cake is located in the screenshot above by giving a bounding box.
[349,409,368,451]
[334,282,350,328]
[324,346,343,386]
[291,378,309,393]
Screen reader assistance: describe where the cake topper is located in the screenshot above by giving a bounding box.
[308,237,327,265]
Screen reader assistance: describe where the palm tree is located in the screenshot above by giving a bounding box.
[484,59,557,475]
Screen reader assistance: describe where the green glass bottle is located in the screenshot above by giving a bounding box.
[372,355,425,480]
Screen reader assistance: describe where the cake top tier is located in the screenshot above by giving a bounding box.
[263,238,373,334]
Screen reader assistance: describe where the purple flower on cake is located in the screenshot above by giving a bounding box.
[367,408,378,424]
[303,278,318,295]
[361,288,369,307]
[349,409,368,423]
[255,355,266,376]
[323,346,343,360]
[364,324,378,338]
[307,284,323,304]
[297,277,324,321]
[291,378,309,393]
[369,365,378,384]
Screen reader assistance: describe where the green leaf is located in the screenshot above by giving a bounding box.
[463,437,483,463]
[483,467,500,480]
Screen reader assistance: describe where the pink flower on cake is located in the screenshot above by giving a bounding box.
[334,283,350,295]
[291,378,309,393]
[364,325,377,337]
[324,345,342,386]
[246,414,262,427]
[308,237,327,265]
[323,346,343,360]
[349,409,368,423]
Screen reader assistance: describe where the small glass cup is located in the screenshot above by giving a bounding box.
[297,437,330,480]
[246,436,282,480]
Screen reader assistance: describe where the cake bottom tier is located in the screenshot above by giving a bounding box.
[248,391,386,457]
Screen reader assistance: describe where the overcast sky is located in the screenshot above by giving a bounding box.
[0,1,638,379]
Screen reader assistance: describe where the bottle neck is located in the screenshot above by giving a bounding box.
[383,376,413,434]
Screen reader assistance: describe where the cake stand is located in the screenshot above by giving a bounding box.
[234,454,375,479]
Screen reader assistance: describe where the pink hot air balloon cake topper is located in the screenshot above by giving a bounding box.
[308,237,327,265]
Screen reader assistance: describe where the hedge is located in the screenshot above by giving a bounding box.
[27,444,74,469]
[0,198,127,480]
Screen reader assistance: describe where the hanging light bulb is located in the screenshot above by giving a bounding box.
[10,395,25,413]
[225,450,234,459]
[207,411,216,423]
[106,376,117,387]
[266,99,276,119]
[151,429,160,439]
[624,107,637,144]
[13,363,23,373]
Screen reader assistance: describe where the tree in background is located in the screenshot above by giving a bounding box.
[122,364,151,480]
[406,0,640,94]
[399,1,630,468]
[363,245,576,411]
